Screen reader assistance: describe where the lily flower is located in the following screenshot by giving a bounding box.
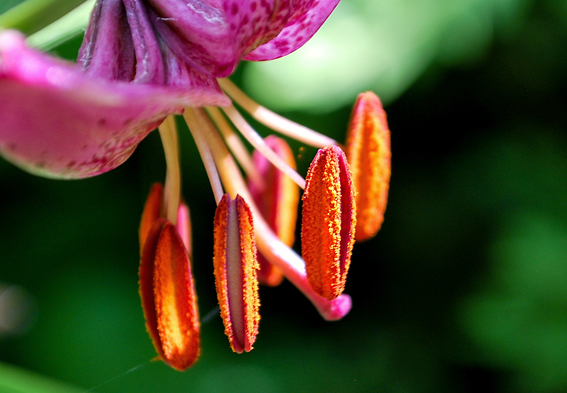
[0,0,341,178]
[0,0,392,369]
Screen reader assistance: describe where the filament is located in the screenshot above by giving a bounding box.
[183,109,225,204]
[222,105,306,190]
[158,116,181,224]
[184,108,350,320]
[218,78,337,148]
[205,106,264,190]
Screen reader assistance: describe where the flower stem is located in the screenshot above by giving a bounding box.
[26,0,94,50]
[0,0,87,36]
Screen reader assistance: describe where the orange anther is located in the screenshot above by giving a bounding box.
[301,146,356,301]
[139,219,200,371]
[213,194,260,353]
[248,135,299,286]
[139,183,192,256]
[345,91,391,242]
[139,183,164,254]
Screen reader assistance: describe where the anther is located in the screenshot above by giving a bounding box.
[213,194,260,353]
[345,92,391,242]
[301,146,356,300]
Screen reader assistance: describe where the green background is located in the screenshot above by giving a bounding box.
[1,0,567,392]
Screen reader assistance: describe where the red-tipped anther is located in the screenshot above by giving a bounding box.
[213,194,260,353]
[248,135,299,287]
[139,183,199,370]
[301,146,356,301]
[345,92,391,242]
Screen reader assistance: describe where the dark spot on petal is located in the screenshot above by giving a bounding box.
[8,143,16,151]
[67,160,76,168]
[231,3,238,14]
[98,118,107,127]
[250,2,257,11]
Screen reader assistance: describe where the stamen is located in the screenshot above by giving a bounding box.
[184,110,224,204]
[345,92,391,241]
[205,106,264,190]
[184,108,351,320]
[302,146,356,301]
[139,183,192,257]
[139,183,163,254]
[158,116,181,224]
[221,104,306,189]
[176,202,192,258]
[218,78,337,148]
[213,194,260,353]
[249,135,299,287]
[139,219,200,371]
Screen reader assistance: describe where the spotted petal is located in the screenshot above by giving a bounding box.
[147,0,317,77]
[0,31,229,179]
[244,0,341,61]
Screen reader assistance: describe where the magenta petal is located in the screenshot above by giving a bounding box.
[223,0,292,61]
[148,0,294,77]
[0,31,229,179]
[243,0,340,61]
[78,0,137,81]
[148,0,236,77]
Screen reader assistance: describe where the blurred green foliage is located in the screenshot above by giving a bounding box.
[1,0,567,392]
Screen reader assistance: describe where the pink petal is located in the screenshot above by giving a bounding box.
[243,0,340,61]
[148,0,236,76]
[148,0,297,77]
[0,31,229,179]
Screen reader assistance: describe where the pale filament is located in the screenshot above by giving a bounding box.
[222,104,306,190]
[205,106,265,190]
[158,115,181,225]
[184,108,352,321]
[184,110,225,205]
[218,78,338,148]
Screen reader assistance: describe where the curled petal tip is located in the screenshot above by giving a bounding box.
[214,194,260,353]
[244,0,342,61]
[302,146,356,301]
[346,91,391,242]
